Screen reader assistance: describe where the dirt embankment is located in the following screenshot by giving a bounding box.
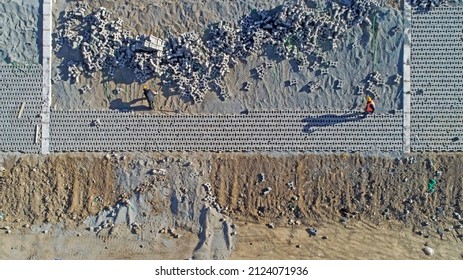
[0,152,236,260]
[1,153,463,231]
[0,152,462,259]
[0,155,118,226]
[210,153,463,232]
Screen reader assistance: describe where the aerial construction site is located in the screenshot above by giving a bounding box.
[0,0,462,260]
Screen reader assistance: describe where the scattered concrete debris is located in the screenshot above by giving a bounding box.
[202,182,226,213]
[139,35,164,52]
[257,206,265,216]
[78,84,91,94]
[410,0,448,11]
[150,168,167,176]
[339,216,348,224]
[51,73,62,84]
[90,119,101,128]
[241,81,251,91]
[392,74,402,84]
[159,227,181,238]
[288,79,297,87]
[404,157,417,164]
[261,187,272,196]
[112,87,123,95]
[307,228,318,236]
[55,1,383,103]
[258,173,265,183]
[454,212,461,220]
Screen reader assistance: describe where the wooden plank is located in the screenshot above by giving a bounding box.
[17,102,26,118]
[35,125,40,144]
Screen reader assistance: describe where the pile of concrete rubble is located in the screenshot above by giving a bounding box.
[410,0,449,10]
[54,0,381,103]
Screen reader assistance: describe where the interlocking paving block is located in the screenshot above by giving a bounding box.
[49,110,403,153]
[411,6,463,151]
[0,65,42,153]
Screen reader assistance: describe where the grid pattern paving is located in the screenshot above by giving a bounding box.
[49,110,403,152]
[0,65,42,153]
[410,6,463,152]
[5,6,463,154]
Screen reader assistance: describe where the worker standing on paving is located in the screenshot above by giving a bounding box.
[143,85,156,110]
[363,95,375,116]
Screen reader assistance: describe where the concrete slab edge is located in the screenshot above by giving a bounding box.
[41,0,52,155]
[403,2,412,154]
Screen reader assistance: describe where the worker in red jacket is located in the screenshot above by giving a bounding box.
[363,95,375,116]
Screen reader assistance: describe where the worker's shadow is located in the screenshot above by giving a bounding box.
[302,112,365,134]
[109,98,150,111]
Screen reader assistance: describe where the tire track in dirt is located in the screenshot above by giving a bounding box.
[0,154,117,225]
[208,153,463,232]
[1,152,462,260]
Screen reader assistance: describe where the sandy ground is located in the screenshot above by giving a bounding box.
[232,220,463,260]
[1,152,462,259]
[0,0,40,64]
[0,224,198,260]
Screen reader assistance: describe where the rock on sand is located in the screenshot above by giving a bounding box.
[423,246,434,256]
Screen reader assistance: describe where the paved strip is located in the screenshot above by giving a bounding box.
[49,110,403,152]
[0,65,42,153]
[402,1,412,153]
[7,5,463,154]
[41,0,53,154]
[410,6,463,152]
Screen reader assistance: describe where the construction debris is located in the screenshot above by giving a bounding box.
[261,187,272,196]
[55,0,381,103]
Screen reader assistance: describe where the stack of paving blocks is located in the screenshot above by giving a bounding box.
[54,0,383,103]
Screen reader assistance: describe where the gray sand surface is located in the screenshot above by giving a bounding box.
[51,0,403,114]
[0,0,40,64]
